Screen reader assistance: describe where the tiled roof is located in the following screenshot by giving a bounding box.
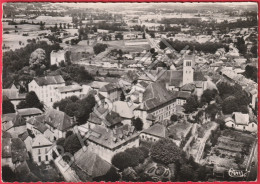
[74,147,112,178]
[18,131,30,141]
[89,81,109,89]
[34,75,65,86]
[32,134,52,148]
[2,89,26,100]
[99,83,119,92]
[142,123,168,138]
[17,108,43,117]
[141,82,177,111]
[181,83,196,92]
[88,124,139,150]
[112,101,137,119]
[56,85,82,93]
[88,108,122,127]
[2,114,26,129]
[44,109,73,131]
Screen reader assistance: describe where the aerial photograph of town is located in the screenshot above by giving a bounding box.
[1,2,258,182]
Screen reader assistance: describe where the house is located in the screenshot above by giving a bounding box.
[17,108,43,120]
[133,82,177,129]
[50,50,66,66]
[112,101,138,125]
[27,116,55,142]
[87,124,139,163]
[140,123,168,144]
[72,147,113,181]
[225,112,257,133]
[28,109,74,141]
[2,113,27,138]
[99,83,122,102]
[54,85,84,102]
[18,131,33,153]
[28,75,65,107]
[31,134,53,165]
[2,88,26,109]
[87,106,122,129]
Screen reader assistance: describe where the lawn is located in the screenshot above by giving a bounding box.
[103,40,151,52]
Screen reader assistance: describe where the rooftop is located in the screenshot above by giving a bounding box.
[33,75,65,86]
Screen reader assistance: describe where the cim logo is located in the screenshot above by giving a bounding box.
[228,168,249,178]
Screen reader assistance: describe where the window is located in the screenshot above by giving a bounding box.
[45,148,48,154]
[45,155,48,161]
[38,156,41,162]
[38,149,41,154]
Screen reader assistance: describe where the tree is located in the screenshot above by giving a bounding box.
[17,91,44,111]
[125,147,145,164]
[94,167,120,182]
[2,96,15,114]
[29,48,46,70]
[183,95,199,113]
[215,118,226,130]
[63,134,84,155]
[131,117,143,131]
[205,103,219,120]
[200,89,218,105]
[93,43,108,55]
[150,138,182,165]
[222,96,238,114]
[111,152,132,170]
[170,114,178,122]
[179,164,195,181]
[2,166,17,182]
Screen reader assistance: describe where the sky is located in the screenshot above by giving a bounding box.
[56,2,257,10]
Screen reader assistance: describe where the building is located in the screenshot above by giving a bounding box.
[50,50,66,66]
[73,147,113,181]
[140,123,168,143]
[17,108,43,120]
[2,113,27,138]
[31,134,53,165]
[3,88,26,109]
[87,124,139,163]
[28,75,65,107]
[27,109,74,141]
[99,83,122,102]
[54,85,84,102]
[225,112,257,133]
[133,82,177,129]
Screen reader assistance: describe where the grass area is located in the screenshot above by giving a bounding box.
[103,40,151,52]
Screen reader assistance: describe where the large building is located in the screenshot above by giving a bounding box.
[28,75,65,107]
[133,82,177,129]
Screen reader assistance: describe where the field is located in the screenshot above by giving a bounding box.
[103,40,151,52]
[3,22,50,51]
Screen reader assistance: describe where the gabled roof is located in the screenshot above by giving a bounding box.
[2,89,26,100]
[56,85,82,93]
[2,114,26,130]
[74,147,112,178]
[17,108,43,117]
[142,123,168,138]
[112,101,137,119]
[99,83,120,92]
[32,134,52,148]
[88,108,122,127]
[88,124,138,150]
[140,81,177,111]
[232,112,249,125]
[44,109,73,131]
[33,75,65,86]
[18,131,30,141]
